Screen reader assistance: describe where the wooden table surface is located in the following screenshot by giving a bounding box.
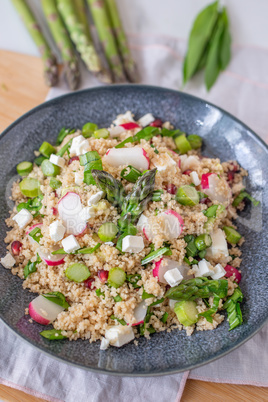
[0,50,267,402]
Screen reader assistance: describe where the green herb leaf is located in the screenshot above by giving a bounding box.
[199,294,220,323]
[204,204,218,218]
[24,260,38,279]
[205,15,224,90]
[40,329,67,340]
[219,7,231,70]
[42,292,70,309]
[141,246,171,265]
[126,273,141,288]
[110,315,127,326]
[142,289,154,299]
[56,128,75,145]
[161,312,168,323]
[149,297,164,307]
[113,295,123,302]
[96,289,105,298]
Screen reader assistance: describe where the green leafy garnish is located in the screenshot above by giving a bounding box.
[141,247,171,265]
[40,329,67,340]
[42,292,69,309]
[161,312,168,323]
[126,273,141,289]
[113,295,122,302]
[110,315,127,326]
[199,294,220,323]
[56,127,75,145]
[24,260,39,279]
[232,190,260,207]
[96,289,105,298]
[17,195,43,217]
[115,126,159,148]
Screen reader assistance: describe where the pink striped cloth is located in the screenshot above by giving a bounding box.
[1,35,267,401]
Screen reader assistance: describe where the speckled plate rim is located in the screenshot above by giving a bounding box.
[0,84,267,377]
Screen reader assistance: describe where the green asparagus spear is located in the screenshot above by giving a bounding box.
[57,0,111,83]
[119,169,157,225]
[165,277,228,301]
[73,0,92,40]
[11,0,58,87]
[41,0,80,90]
[105,0,139,82]
[91,169,125,207]
[87,0,126,82]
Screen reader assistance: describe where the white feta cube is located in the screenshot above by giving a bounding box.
[74,172,84,186]
[210,263,226,280]
[12,208,33,229]
[113,111,135,126]
[62,235,80,253]
[169,299,177,309]
[138,113,155,127]
[49,154,65,168]
[122,235,144,253]
[108,126,125,137]
[88,191,104,205]
[190,171,201,186]
[1,253,16,269]
[105,325,135,347]
[78,206,96,221]
[100,337,110,350]
[69,135,90,156]
[195,259,213,277]
[49,220,66,242]
[164,268,183,287]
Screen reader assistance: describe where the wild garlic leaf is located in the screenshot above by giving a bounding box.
[183,0,219,83]
[205,17,224,90]
[219,8,231,70]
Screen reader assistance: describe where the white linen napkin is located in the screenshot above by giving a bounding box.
[1,34,267,402]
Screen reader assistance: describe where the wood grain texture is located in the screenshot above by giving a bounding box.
[0,50,267,402]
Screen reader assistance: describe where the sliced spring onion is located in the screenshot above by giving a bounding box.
[161,312,169,323]
[113,295,122,302]
[223,226,242,244]
[232,190,260,207]
[56,127,75,145]
[199,295,220,323]
[184,235,198,257]
[39,141,56,158]
[108,267,126,288]
[65,263,90,282]
[161,128,182,137]
[142,289,154,299]
[24,260,38,279]
[176,185,199,206]
[174,134,192,154]
[149,297,164,307]
[152,189,164,202]
[223,288,244,331]
[94,128,109,139]
[29,227,43,244]
[98,222,118,242]
[84,159,102,185]
[204,205,218,218]
[16,161,33,176]
[126,273,141,289]
[121,165,142,182]
[204,217,215,233]
[41,160,60,177]
[198,249,206,259]
[57,138,73,157]
[174,300,198,326]
[19,177,40,198]
[115,126,159,148]
[49,178,62,190]
[96,289,105,297]
[79,151,100,166]
[194,234,212,251]
[34,155,47,166]
[198,191,208,200]
[184,256,199,265]
[77,243,101,254]
[42,291,69,309]
[187,134,202,149]
[141,247,171,265]
[82,122,98,138]
[17,196,42,216]
[40,329,67,340]
[110,315,127,326]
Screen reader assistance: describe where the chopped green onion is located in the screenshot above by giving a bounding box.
[17,196,42,216]
[16,161,33,176]
[187,134,202,149]
[199,295,220,323]
[94,128,109,139]
[149,297,164,306]
[198,249,206,259]
[98,222,118,242]
[232,190,260,207]
[161,128,182,137]
[34,155,47,166]
[19,177,40,198]
[223,288,244,331]
[115,126,159,148]
[84,159,102,185]
[82,122,98,138]
[176,185,199,206]
[223,287,243,309]
[174,300,198,326]
[198,191,208,200]
[96,288,105,297]
[126,273,141,288]
[49,178,62,190]
[110,315,127,326]
[121,165,142,182]
[142,289,154,299]
[223,226,242,244]
[174,134,192,154]
[194,234,212,251]
[40,329,67,340]
[57,138,73,157]
[51,248,66,255]
[184,235,198,257]
[56,128,75,145]
[204,217,215,233]
[41,160,60,177]
[108,267,126,288]
[114,295,122,302]
[152,189,164,202]
[65,263,90,282]
[29,227,43,244]
[161,312,169,323]
[42,291,69,309]
[79,151,100,166]
[24,260,38,279]
[150,144,159,154]
[39,141,56,158]
[204,205,218,218]
[77,243,101,254]
[141,247,171,265]
[184,256,199,265]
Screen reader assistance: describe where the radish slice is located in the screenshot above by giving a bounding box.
[103,146,149,171]
[201,173,231,204]
[120,122,140,130]
[29,295,65,325]
[206,229,229,260]
[159,210,184,239]
[132,300,147,326]
[38,249,65,266]
[58,192,87,235]
[153,258,192,284]
[180,155,200,172]
[224,264,241,283]
[108,126,125,137]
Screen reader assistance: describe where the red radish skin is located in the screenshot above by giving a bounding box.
[26,223,43,235]
[84,278,96,289]
[152,258,163,279]
[120,122,140,130]
[38,249,65,266]
[98,269,108,283]
[150,119,163,128]
[105,149,110,156]
[29,302,50,325]
[224,265,241,283]
[11,241,22,256]
[142,148,150,167]
[178,159,181,169]
[52,207,58,216]
[68,156,79,165]
[201,173,214,189]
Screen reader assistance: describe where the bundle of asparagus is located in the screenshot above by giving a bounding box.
[11,0,138,88]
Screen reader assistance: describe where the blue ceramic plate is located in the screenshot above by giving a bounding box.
[0,85,267,376]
